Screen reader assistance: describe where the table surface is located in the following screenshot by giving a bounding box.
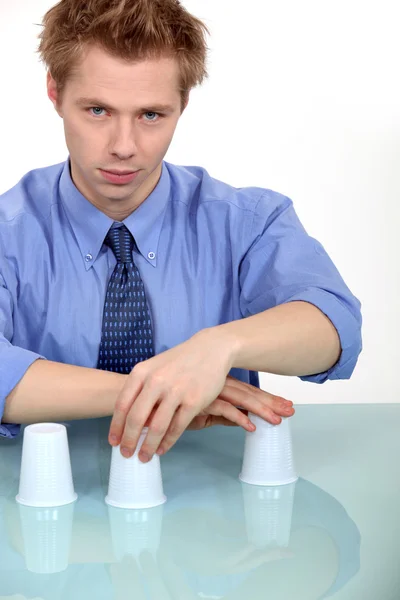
[0,404,399,600]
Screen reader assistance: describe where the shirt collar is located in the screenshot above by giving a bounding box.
[59,157,171,269]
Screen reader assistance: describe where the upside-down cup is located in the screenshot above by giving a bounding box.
[105,428,167,509]
[239,414,298,486]
[18,502,75,574]
[16,423,78,508]
[241,480,297,548]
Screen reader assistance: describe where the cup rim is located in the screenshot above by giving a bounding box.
[15,493,78,508]
[25,423,66,435]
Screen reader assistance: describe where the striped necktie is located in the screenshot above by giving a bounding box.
[97,224,154,373]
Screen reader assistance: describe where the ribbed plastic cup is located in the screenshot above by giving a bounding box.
[239,414,298,486]
[16,423,77,507]
[108,504,164,561]
[18,502,75,573]
[105,428,167,509]
[241,480,297,548]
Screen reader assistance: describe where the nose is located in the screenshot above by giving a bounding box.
[109,119,138,159]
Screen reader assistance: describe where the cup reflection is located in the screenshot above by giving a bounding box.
[107,503,164,562]
[18,502,75,574]
[241,481,297,549]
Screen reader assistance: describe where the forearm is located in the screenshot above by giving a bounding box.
[2,359,127,424]
[209,301,341,376]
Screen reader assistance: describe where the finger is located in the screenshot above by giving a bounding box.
[156,401,249,456]
[119,385,163,458]
[224,378,294,412]
[234,384,295,414]
[218,386,294,424]
[144,405,159,427]
[154,403,198,456]
[219,387,284,424]
[185,414,241,430]
[109,374,144,446]
[138,399,179,463]
[207,399,256,431]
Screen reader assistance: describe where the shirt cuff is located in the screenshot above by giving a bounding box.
[282,288,362,383]
[0,346,46,439]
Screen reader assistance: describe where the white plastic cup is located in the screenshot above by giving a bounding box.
[16,423,78,507]
[241,480,297,548]
[239,414,298,486]
[18,502,75,574]
[108,504,164,561]
[105,428,167,509]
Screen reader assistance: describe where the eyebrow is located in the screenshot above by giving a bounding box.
[74,97,175,113]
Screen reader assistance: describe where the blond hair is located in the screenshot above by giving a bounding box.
[36,0,210,111]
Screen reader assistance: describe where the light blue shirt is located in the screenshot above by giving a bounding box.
[0,158,362,438]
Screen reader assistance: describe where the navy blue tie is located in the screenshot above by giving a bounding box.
[97,225,154,374]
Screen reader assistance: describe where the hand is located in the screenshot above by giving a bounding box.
[109,329,236,461]
[108,329,294,463]
[186,375,295,431]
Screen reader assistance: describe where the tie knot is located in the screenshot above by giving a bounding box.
[104,225,134,263]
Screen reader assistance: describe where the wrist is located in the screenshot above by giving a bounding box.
[109,373,128,412]
[193,325,241,371]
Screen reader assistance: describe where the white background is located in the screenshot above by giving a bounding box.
[0,0,399,404]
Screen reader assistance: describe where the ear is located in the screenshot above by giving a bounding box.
[47,71,63,117]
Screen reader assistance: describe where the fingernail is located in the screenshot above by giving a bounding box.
[110,435,118,444]
[139,452,150,463]
[121,447,132,458]
[156,447,165,455]
[248,422,256,431]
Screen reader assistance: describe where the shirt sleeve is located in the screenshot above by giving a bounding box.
[239,190,362,383]
[0,272,45,438]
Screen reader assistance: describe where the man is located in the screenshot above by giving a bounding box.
[0,0,362,464]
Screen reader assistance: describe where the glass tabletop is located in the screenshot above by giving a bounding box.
[0,403,399,600]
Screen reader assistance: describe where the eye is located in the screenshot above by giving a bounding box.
[89,107,107,117]
[87,107,164,122]
[143,112,161,123]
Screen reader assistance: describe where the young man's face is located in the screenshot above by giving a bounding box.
[47,44,187,218]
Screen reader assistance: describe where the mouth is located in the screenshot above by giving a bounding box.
[103,169,137,175]
[99,168,141,185]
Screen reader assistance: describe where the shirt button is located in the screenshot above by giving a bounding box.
[148,252,156,260]
[85,253,93,262]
